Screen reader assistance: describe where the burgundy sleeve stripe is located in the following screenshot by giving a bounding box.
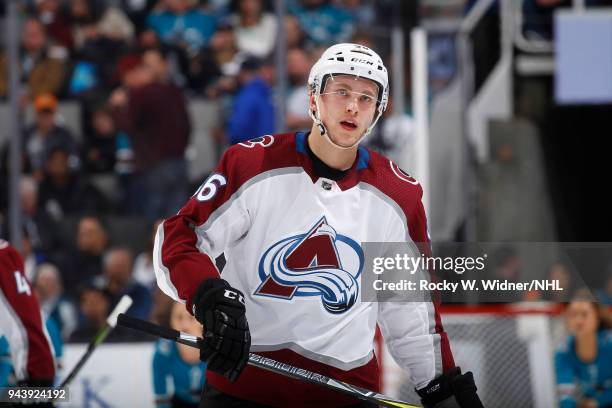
[153,221,183,303]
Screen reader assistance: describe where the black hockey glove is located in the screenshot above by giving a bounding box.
[416,367,484,408]
[192,278,251,382]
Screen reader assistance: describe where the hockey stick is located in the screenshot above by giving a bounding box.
[117,313,420,408]
[59,295,133,388]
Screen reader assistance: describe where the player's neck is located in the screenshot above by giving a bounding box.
[308,126,358,171]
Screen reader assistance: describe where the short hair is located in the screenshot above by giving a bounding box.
[102,247,134,268]
[35,263,61,285]
[79,214,109,233]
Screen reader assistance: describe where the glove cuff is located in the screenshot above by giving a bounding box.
[416,367,461,407]
[191,278,231,323]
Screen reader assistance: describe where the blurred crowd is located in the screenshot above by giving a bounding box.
[0,0,408,345]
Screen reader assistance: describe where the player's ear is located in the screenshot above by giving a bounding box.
[309,92,317,115]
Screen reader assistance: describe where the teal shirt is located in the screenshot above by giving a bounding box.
[555,330,612,407]
[289,1,355,45]
[0,337,11,387]
[147,9,216,53]
[152,339,206,407]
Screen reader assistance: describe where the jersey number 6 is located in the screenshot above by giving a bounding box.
[194,173,227,202]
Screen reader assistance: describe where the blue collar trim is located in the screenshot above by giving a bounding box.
[295,131,308,154]
[357,146,370,170]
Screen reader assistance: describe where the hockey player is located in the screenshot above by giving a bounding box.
[0,240,56,405]
[154,43,483,407]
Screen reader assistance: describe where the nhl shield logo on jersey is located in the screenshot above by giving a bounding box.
[254,217,364,314]
[238,135,275,148]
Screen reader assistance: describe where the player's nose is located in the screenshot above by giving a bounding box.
[346,100,358,115]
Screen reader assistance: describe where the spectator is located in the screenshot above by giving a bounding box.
[231,0,277,58]
[202,22,244,97]
[139,28,203,91]
[0,19,67,99]
[82,106,119,173]
[23,93,80,180]
[338,0,375,26]
[284,15,306,49]
[289,0,355,46]
[555,297,612,408]
[285,47,313,131]
[119,0,158,33]
[141,48,173,84]
[30,0,74,50]
[133,219,162,293]
[37,146,108,221]
[0,337,10,386]
[227,56,274,144]
[33,263,77,341]
[111,54,191,220]
[70,0,134,50]
[147,0,217,55]
[20,176,61,263]
[60,215,108,299]
[480,245,524,302]
[152,301,206,408]
[138,28,163,50]
[20,230,40,282]
[69,0,135,93]
[99,247,152,320]
[210,22,244,78]
[203,0,232,18]
[542,262,574,303]
[69,283,111,342]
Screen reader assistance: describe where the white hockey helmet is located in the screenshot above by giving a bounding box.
[308,43,389,148]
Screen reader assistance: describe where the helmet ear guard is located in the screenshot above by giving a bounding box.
[307,43,389,149]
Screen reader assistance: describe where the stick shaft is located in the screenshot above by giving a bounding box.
[116,314,419,408]
[59,326,110,388]
[60,296,132,388]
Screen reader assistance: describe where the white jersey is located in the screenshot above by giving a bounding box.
[153,132,454,406]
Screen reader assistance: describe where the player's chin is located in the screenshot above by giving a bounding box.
[330,130,363,148]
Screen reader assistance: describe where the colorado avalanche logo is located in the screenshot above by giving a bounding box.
[254,217,364,314]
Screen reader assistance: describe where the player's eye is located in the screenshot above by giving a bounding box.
[359,94,374,105]
[335,88,349,97]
